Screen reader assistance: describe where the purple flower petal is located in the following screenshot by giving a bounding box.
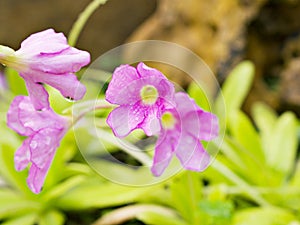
[176,135,210,171]
[35,72,86,101]
[137,62,166,79]
[107,105,145,138]
[7,96,35,136]
[27,157,53,194]
[151,133,176,176]
[7,96,69,194]
[28,47,90,74]
[23,78,50,110]
[29,128,63,169]
[14,138,31,171]
[106,64,141,105]
[184,110,219,141]
[18,29,90,73]
[18,29,67,54]
[137,106,161,136]
[174,92,200,116]
[151,92,218,176]
[7,96,65,133]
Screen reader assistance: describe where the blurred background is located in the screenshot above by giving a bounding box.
[1,0,300,116]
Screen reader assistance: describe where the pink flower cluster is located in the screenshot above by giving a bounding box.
[1,29,90,193]
[106,63,219,176]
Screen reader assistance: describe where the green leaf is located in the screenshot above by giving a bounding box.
[228,110,265,164]
[232,207,297,225]
[0,199,40,220]
[38,210,65,225]
[251,102,278,160]
[1,213,37,225]
[215,61,254,122]
[251,102,277,134]
[170,172,203,224]
[47,86,72,113]
[187,82,211,111]
[198,200,234,225]
[137,211,187,225]
[41,175,86,202]
[0,142,32,195]
[266,112,298,175]
[5,67,27,96]
[56,177,155,210]
[290,160,300,186]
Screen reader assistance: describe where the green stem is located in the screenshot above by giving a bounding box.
[69,99,113,126]
[95,128,153,167]
[211,159,271,206]
[68,0,108,46]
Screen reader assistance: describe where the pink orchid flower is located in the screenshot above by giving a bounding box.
[151,92,219,176]
[7,96,70,194]
[0,29,90,110]
[106,62,175,137]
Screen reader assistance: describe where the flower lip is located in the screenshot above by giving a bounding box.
[7,96,70,194]
[161,111,177,130]
[140,84,159,105]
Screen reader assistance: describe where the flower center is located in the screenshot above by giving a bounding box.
[161,111,176,130]
[140,85,158,105]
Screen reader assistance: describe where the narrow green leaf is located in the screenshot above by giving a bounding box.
[137,211,187,225]
[1,213,37,225]
[219,138,278,186]
[251,102,277,133]
[267,112,298,175]
[232,207,297,225]
[187,82,211,111]
[41,175,86,202]
[170,172,203,224]
[198,200,234,225]
[228,110,265,164]
[211,159,270,206]
[251,102,278,160]
[5,67,27,96]
[38,210,65,225]
[0,143,32,195]
[290,160,300,186]
[0,200,40,220]
[56,178,155,210]
[215,61,255,117]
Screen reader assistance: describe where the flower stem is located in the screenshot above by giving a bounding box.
[68,99,113,126]
[95,128,153,167]
[68,0,108,46]
[211,159,271,206]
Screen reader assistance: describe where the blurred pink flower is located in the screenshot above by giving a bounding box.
[7,96,70,194]
[0,29,90,110]
[151,92,219,176]
[106,62,175,137]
